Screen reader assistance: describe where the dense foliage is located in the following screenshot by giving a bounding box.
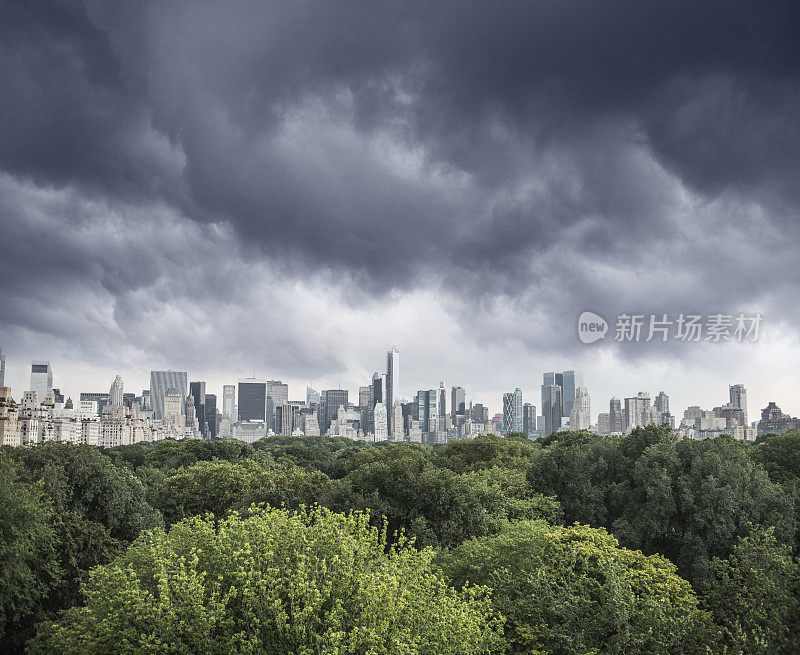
[0,427,798,653]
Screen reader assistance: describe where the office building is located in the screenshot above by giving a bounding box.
[237,378,267,423]
[541,384,562,436]
[0,347,5,387]
[189,381,207,437]
[609,397,623,432]
[109,375,124,407]
[322,389,348,434]
[267,380,289,433]
[561,370,584,417]
[205,393,217,438]
[451,386,466,417]
[30,361,53,402]
[150,371,188,421]
[306,386,320,407]
[438,382,447,417]
[523,403,537,436]
[416,389,437,433]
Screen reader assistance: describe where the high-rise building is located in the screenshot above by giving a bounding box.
[570,386,591,430]
[109,375,124,408]
[266,380,289,433]
[729,384,748,427]
[451,386,466,417]
[189,381,207,436]
[163,388,184,420]
[322,389,348,434]
[541,385,562,436]
[386,347,400,411]
[561,370,584,417]
[523,403,537,436]
[30,361,53,402]
[609,397,623,433]
[237,378,267,423]
[373,402,388,441]
[654,391,669,416]
[438,382,447,417]
[371,373,385,407]
[416,389,437,433]
[205,393,217,438]
[222,385,235,418]
[390,400,404,441]
[0,347,5,387]
[624,392,651,431]
[150,371,188,421]
[359,386,371,409]
[502,388,524,433]
[306,386,320,407]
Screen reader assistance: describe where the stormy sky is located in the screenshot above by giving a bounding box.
[1,0,798,421]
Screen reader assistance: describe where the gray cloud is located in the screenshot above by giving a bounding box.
[0,1,797,409]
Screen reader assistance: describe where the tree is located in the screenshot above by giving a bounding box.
[8,442,163,542]
[437,519,715,655]
[0,458,61,651]
[612,435,795,591]
[705,527,800,655]
[157,458,327,524]
[435,434,540,474]
[28,506,503,654]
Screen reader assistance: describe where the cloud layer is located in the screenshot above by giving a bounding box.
[0,1,797,417]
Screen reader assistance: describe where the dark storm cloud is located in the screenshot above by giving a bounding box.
[0,0,797,367]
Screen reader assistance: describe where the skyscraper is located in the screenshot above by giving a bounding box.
[523,403,537,436]
[541,384,562,436]
[322,389,348,434]
[624,392,651,430]
[0,346,5,387]
[189,381,207,436]
[609,397,623,432]
[729,384,748,427]
[438,382,447,417]
[237,378,267,423]
[451,386,466,417]
[205,393,217,438]
[150,371,188,421]
[502,388,524,433]
[570,386,591,430]
[306,386,320,407]
[386,347,400,411]
[222,385,235,418]
[267,380,289,433]
[109,375,124,407]
[561,370,584,417]
[373,402,388,440]
[416,389,437,433]
[30,361,53,401]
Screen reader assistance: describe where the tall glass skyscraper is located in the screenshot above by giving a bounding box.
[386,347,400,411]
[150,371,188,421]
[541,384,562,436]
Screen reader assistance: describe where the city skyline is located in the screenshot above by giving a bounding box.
[0,2,797,429]
[0,347,791,429]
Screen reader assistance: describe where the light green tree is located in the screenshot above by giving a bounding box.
[29,505,503,654]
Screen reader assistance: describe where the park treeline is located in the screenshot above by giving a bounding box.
[1,426,799,654]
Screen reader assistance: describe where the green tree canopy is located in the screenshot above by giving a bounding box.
[705,527,800,655]
[437,519,714,655]
[29,506,503,655]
